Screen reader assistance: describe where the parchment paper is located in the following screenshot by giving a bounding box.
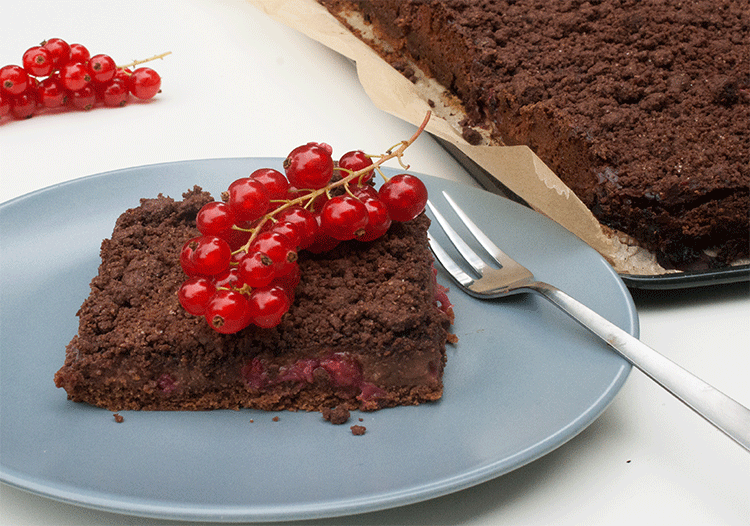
[248,0,671,274]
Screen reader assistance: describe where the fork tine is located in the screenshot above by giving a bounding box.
[426,200,488,274]
[442,191,508,268]
[426,233,475,287]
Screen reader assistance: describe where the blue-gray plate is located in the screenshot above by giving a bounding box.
[0,159,635,522]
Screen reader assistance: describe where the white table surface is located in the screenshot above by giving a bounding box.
[1,2,748,525]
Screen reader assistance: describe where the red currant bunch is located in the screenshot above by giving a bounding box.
[178,117,433,334]
[0,38,169,123]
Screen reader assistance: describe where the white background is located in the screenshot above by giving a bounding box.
[1,1,748,525]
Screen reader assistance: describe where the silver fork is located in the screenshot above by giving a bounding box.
[427,191,750,452]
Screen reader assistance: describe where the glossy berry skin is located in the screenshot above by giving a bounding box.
[59,62,91,92]
[178,277,215,315]
[320,195,369,240]
[357,197,392,242]
[238,251,276,288]
[38,77,67,108]
[70,85,96,110]
[338,150,374,184]
[0,93,10,118]
[228,178,270,223]
[42,38,72,68]
[283,143,334,190]
[270,220,302,248]
[99,79,129,107]
[22,46,53,77]
[69,43,90,64]
[247,285,290,329]
[249,231,297,276]
[250,168,289,200]
[9,91,36,119]
[127,67,161,100]
[211,267,244,291]
[0,65,29,96]
[181,235,231,277]
[196,201,236,238]
[275,206,319,249]
[88,54,117,84]
[204,290,251,334]
[378,174,428,222]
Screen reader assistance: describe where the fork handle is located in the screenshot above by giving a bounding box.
[529,281,750,452]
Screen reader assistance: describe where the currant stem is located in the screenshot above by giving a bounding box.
[235,111,432,255]
[116,51,172,70]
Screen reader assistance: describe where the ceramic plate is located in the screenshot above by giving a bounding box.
[0,159,634,522]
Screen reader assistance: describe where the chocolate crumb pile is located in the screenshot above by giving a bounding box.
[322,405,351,425]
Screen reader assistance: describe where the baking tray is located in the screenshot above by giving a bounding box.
[436,137,750,290]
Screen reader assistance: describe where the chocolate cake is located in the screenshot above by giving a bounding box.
[319,0,750,269]
[54,187,454,412]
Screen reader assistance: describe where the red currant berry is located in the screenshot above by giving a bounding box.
[41,38,71,68]
[283,143,334,190]
[178,277,215,315]
[9,91,36,119]
[250,168,289,200]
[127,67,161,100]
[180,236,200,275]
[22,46,53,77]
[270,221,302,248]
[59,62,91,92]
[0,65,29,96]
[88,54,117,84]
[69,43,90,64]
[275,205,319,249]
[38,77,67,108]
[238,251,276,288]
[211,267,245,291]
[272,262,301,302]
[113,67,132,83]
[0,93,10,118]
[357,197,392,242]
[305,214,340,253]
[247,285,290,329]
[249,231,298,276]
[70,85,96,110]
[99,79,129,107]
[181,235,231,277]
[228,178,270,223]
[350,184,378,201]
[196,201,236,238]
[378,174,428,222]
[338,150,374,184]
[320,195,369,240]
[205,290,251,334]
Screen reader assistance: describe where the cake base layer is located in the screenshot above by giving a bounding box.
[54,187,453,412]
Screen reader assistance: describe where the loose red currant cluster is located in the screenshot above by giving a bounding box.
[0,38,167,122]
[178,118,431,334]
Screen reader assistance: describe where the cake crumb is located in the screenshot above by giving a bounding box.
[322,406,351,425]
[359,417,364,422]
[350,425,366,436]
[249,419,254,423]
[113,413,124,423]
[272,416,280,422]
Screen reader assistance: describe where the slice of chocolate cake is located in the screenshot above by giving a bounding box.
[319,0,749,270]
[54,187,454,412]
